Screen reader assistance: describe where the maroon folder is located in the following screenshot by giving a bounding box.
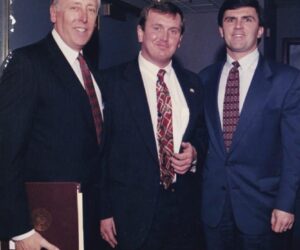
[25,182,84,250]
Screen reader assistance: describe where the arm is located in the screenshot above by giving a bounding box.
[172,76,208,175]
[0,51,57,250]
[0,50,37,238]
[272,70,300,233]
[15,232,59,250]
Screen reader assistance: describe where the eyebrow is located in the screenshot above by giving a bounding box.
[224,15,256,20]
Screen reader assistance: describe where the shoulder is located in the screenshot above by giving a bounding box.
[264,59,300,76]
[100,60,138,80]
[98,60,138,94]
[198,62,224,82]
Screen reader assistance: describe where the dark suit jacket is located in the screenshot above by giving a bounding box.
[199,55,300,234]
[99,59,207,250]
[0,33,106,247]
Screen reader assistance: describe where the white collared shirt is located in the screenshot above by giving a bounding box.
[52,29,104,116]
[218,49,259,128]
[138,52,190,156]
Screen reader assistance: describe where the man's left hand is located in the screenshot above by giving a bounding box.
[271,209,294,233]
[171,142,197,175]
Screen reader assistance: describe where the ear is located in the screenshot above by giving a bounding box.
[257,26,264,39]
[50,4,57,23]
[137,25,144,43]
[219,26,224,38]
[177,35,183,48]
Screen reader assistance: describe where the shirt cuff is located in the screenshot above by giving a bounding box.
[12,229,35,241]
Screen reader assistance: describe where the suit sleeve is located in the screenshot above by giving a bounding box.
[275,70,300,213]
[190,75,208,169]
[98,70,114,220]
[0,51,37,238]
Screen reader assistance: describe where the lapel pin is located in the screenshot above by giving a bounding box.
[189,88,195,93]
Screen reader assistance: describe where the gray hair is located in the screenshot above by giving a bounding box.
[51,0,101,11]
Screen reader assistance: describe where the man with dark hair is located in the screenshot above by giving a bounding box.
[199,0,300,249]
[99,2,207,250]
[0,0,104,249]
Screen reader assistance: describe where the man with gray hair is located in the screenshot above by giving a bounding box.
[0,0,105,249]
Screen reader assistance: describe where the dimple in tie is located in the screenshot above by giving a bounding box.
[223,61,240,151]
[156,69,174,189]
[78,53,103,144]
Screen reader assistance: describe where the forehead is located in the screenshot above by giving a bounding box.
[59,0,99,7]
[147,10,181,27]
[223,6,258,19]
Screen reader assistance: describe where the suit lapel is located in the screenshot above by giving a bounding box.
[205,62,226,156]
[121,60,158,162]
[230,57,273,152]
[43,34,96,142]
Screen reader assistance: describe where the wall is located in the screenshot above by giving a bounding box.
[10,0,51,49]
[99,13,139,69]
[176,12,224,73]
[276,4,300,62]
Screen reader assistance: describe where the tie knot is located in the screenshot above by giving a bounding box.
[78,53,84,62]
[232,61,240,69]
[157,69,166,83]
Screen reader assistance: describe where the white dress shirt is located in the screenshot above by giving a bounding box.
[218,49,259,128]
[138,52,189,154]
[138,53,190,182]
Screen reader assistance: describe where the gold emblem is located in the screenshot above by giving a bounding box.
[31,208,52,232]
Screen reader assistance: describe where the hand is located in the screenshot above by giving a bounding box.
[100,217,118,248]
[171,142,197,175]
[271,209,294,233]
[15,232,59,250]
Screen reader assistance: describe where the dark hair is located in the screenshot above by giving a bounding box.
[138,1,185,34]
[218,0,264,27]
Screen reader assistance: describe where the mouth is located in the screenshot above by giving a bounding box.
[75,27,87,33]
[232,34,245,38]
[156,43,169,49]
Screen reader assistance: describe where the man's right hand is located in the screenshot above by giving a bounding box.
[15,232,59,250]
[100,217,118,248]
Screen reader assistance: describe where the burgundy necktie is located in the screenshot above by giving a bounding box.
[223,61,240,151]
[78,53,102,144]
[156,69,174,189]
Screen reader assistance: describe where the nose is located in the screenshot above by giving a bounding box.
[78,8,88,23]
[234,18,243,29]
[160,30,169,41]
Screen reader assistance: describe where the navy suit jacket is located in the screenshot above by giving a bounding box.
[100,59,207,250]
[0,34,106,244]
[199,56,300,234]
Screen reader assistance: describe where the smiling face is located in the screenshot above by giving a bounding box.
[137,10,182,68]
[50,0,99,51]
[219,7,264,60]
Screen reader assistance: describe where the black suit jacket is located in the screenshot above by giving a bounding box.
[0,33,106,246]
[100,59,207,250]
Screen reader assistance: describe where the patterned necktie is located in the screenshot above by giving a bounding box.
[78,53,102,144]
[223,61,240,151]
[156,69,174,189]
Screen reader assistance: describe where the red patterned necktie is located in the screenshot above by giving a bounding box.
[223,61,240,151]
[78,53,102,144]
[156,69,174,189]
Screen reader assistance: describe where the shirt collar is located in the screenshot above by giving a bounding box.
[226,49,259,70]
[52,29,82,66]
[138,51,172,77]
